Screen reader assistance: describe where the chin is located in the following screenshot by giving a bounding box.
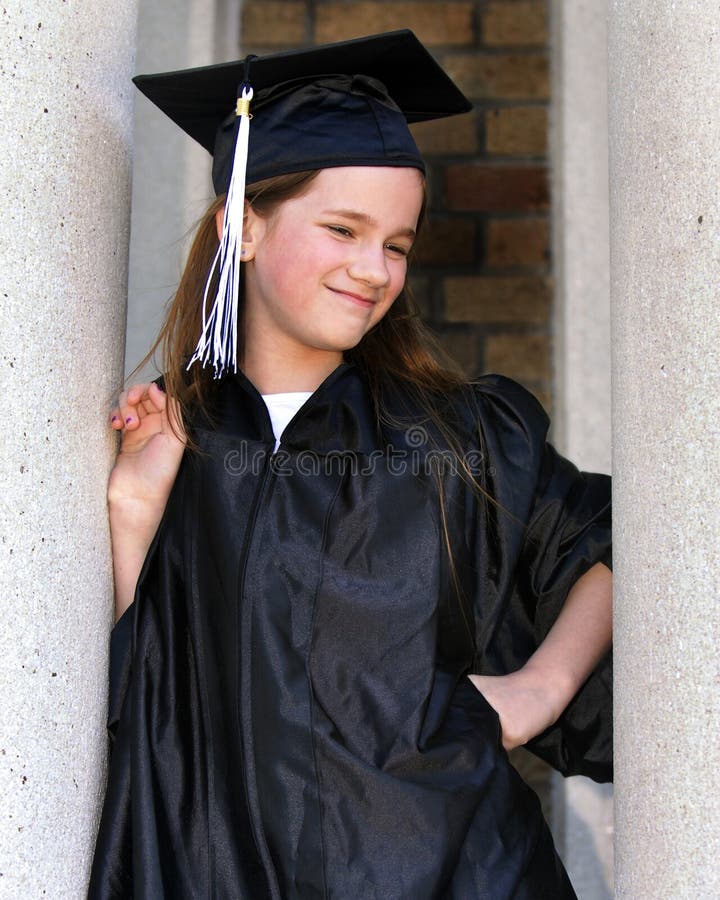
[315,332,368,353]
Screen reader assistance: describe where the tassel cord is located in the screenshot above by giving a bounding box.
[188,84,253,378]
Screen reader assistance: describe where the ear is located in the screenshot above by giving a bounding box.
[239,201,265,262]
[215,200,261,261]
[214,206,225,241]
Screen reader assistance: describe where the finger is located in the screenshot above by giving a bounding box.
[140,382,168,417]
[133,382,170,420]
[112,389,133,429]
[117,383,158,429]
[110,404,123,430]
[129,382,167,415]
[117,388,142,430]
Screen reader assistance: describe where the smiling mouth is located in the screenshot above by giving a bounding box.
[328,287,376,308]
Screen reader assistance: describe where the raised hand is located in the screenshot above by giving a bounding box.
[108,382,187,619]
[109,382,186,509]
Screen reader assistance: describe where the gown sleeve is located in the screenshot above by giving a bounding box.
[89,602,137,897]
[471,375,613,782]
[107,603,136,744]
[90,475,182,898]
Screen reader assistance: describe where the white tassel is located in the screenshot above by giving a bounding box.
[188,85,254,378]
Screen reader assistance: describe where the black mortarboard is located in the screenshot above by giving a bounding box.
[132,30,471,377]
[133,30,471,194]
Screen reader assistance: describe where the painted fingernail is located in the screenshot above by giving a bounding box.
[125,417,133,425]
[111,415,119,423]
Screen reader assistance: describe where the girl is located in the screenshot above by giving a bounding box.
[90,31,612,900]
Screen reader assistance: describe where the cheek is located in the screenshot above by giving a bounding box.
[371,264,408,324]
[254,231,313,298]
[388,261,409,300]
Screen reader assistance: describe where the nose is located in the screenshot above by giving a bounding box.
[347,242,391,289]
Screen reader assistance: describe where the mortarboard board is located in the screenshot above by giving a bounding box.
[132,30,472,378]
[133,29,472,193]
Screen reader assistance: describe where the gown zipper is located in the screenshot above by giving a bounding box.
[236,443,282,899]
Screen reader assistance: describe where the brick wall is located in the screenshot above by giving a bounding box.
[241,0,552,410]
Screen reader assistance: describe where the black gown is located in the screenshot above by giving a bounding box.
[88,363,612,899]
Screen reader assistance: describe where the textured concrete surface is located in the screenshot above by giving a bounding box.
[609,2,720,897]
[126,0,240,380]
[550,3,614,896]
[550,0,612,475]
[0,4,138,897]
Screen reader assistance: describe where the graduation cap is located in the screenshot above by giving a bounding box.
[133,30,472,378]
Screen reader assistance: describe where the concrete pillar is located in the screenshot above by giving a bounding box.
[0,4,138,897]
[551,0,611,474]
[609,3,720,897]
[550,3,613,896]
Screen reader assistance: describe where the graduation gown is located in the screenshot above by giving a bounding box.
[88,363,612,899]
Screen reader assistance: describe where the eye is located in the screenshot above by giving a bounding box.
[385,243,410,258]
[326,224,353,237]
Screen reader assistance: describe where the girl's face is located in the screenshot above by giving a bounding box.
[240,166,424,367]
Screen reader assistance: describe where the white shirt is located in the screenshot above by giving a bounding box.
[261,392,313,451]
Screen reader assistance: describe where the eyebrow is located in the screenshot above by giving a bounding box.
[322,209,417,239]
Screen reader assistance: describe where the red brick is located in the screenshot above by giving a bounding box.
[483,2,548,47]
[446,165,549,211]
[410,111,479,156]
[407,274,433,320]
[242,1,307,47]
[485,106,547,156]
[437,331,482,377]
[483,332,550,381]
[444,276,551,323]
[443,53,549,100]
[315,3,475,47]
[414,218,476,267]
[487,218,549,266]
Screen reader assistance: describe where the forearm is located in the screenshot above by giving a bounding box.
[110,500,164,621]
[523,561,613,718]
[468,561,612,749]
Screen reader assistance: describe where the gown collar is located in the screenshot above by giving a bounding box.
[201,362,382,455]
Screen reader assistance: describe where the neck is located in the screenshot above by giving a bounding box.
[241,342,344,394]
